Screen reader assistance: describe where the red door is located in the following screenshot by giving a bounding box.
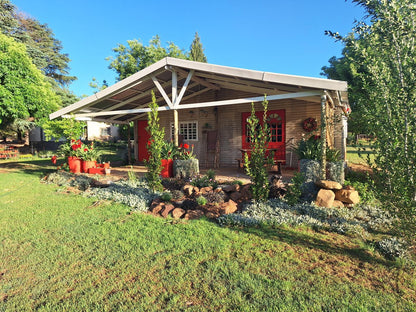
[137,120,150,162]
[242,110,285,161]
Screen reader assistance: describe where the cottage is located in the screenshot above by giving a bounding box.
[50,57,349,168]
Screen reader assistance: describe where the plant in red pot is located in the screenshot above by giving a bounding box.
[79,142,102,173]
[160,141,179,178]
[60,139,83,173]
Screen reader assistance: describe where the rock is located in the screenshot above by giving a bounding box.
[222,184,239,193]
[240,184,252,200]
[214,187,223,193]
[332,200,344,208]
[229,191,242,202]
[200,186,213,194]
[183,184,194,196]
[184,209,205,220]
[335,189,360,205]
[152,203,164,215]
[161,204,175,218]
[315,189,335,208]
[173,159,199,178]
[270,175,284,188]
[219,200,238,215]
[315,180,342,190]
[172,208,185,219]
[205,211,220,219]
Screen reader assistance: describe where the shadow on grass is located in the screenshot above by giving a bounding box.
[229,224,392,267]
[0,159,57,177]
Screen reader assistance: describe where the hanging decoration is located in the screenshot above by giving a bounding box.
[302,117,317,132]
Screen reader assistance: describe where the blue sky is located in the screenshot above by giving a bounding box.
[11,0,365,97]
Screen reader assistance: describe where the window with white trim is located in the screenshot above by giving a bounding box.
[170,121,198,141]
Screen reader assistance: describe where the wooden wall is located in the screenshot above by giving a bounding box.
[133,87,347,168]
[155,97,335,168]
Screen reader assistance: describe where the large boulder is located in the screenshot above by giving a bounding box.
[315,180,342,190]
[335,188,360,205]
[315,189,335,208]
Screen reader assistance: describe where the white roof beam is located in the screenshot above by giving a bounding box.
[70,90,322,119]
[151,75,173,108]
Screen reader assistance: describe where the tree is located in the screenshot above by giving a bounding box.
[15,14,76,87]
[0,33,60,131]
[108,35,189,81]
[145,91,164,192]
[244,97,272,201]
[326,0,416,240]
[0,0,18,35]
[189,32,207,62]
[108,34,208,80]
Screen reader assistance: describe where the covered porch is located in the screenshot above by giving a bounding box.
[50,57,349,170]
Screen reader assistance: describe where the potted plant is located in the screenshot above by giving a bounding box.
[79,142,102,173]
[58,139,83,173]
[160,141,179,178]
[173,143,199,178]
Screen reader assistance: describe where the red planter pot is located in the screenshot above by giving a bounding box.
[68,156,81,173]
[81,160,97,173]
[161,159,173,178]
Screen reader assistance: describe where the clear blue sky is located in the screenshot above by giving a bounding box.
[11,0,365,97]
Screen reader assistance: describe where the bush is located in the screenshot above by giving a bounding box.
[160,192,172,202]
[88,180,158,212]
[44,171,94,191]
[196,195,208,206]
[218,199,394,238]
[376,237,409,260]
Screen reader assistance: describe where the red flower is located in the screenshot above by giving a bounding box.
[183,144,189,149]
[51,155,57,164]
[179,143,183,148]
[84,148,88,152]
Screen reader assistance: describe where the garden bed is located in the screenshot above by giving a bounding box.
[42,168,410,261]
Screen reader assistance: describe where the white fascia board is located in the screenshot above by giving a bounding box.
[165,57,348,92]
[49,58,170,120]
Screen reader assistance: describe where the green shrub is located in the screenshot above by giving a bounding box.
[376,237,409,260]
[160,191,172,202]
[196,195,208,206]
[285,173,304,205]
[244,98,272,201]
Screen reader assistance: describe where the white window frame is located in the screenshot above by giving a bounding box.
[170,121,198,141]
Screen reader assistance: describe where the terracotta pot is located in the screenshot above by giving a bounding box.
[81,160,97,173]
[68,156,81,173]
[161,159,173,178]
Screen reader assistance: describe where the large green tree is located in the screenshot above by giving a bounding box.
[0,33,60,130]
[0,1,78,109]
[108,34,207,80]
[189,32,207,62]
[326,0,416,239]
[108,35,188,81]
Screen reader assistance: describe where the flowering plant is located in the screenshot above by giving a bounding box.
[58,139,83,157]
[160,141,180,159]
[58,139,101,160]
[178,143,195,160]
[79,142,102,161]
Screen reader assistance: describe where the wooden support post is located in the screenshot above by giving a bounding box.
[174,109,179,146]
[127,123,132,164]
[320,94,327,180]
[172,70,179,146]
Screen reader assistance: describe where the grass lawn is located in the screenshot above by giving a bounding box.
[1,163,415,311]
[346,141,375,165]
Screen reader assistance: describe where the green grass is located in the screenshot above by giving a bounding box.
[346,141,375,165]
[0,166,415,311]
